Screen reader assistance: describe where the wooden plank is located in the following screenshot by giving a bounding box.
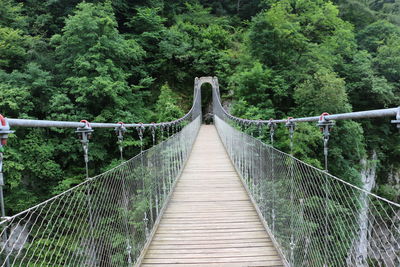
[145,251,279,259]
[139,125,284,266]
[160,214,260,219]
[158,221,258,225]
[152,234,270,241]
[146,246,278,254]
[157,228,265,235]
[141,263,284,267]
[157,222,262,226]
[153,237,265,244]
[149,238,271,245]
[147,242,274,250]
[142,255,282,264]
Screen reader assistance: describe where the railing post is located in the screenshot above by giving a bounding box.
[0,115,13,267]
[115,122,133,265]
[136,124,152,232]
[160,124,167,202]
[268,119,276,234]
[285,117,296,266]
[317,113,334,266]
[137,123,145,154]
[257,122,263,202]
[151,123,156,147]
[150,123,160,219]
[76,120,96,265]
[76,120,94,180]
[317,113,335,173]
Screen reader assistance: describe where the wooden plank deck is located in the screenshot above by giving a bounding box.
[140,125,284,267]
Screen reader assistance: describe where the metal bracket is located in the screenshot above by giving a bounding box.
[0,115,14,146]
[285,117,296,140]
[136,123,145,140]
[76,120,93,163]
[391,107,400,130]
[268,119,276,144]
[0,115,14,260]
[172,122,177,134]
[76,120,93,143]
[317,113,335,141]
[151,123,156,145]
[160,123,165,138]
[115,122,127,143]
[317,113,334,172]
[165,123,170,136]
[136,123,145,151]
[0,115,14,187]
[257,121,263,137]
[268,119,276,133]
[115,122,126,158]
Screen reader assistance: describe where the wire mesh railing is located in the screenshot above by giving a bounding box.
[0,116,201,267]
[215,115,400,267]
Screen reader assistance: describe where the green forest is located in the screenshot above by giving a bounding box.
[0,0,399,217]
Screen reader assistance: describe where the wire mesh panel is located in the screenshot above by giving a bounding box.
[0,116,200,267]
[215,115,400,267]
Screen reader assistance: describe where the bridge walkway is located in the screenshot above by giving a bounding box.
[140,125,284,267]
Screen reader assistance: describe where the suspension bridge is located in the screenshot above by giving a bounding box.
[0,77,399,266]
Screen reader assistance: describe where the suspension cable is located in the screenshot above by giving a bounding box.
[115,122,127,161]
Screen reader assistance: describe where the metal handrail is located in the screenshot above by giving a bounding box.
[3,80,202,129]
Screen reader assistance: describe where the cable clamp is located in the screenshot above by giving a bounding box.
[317,113,335,140]
[285,117,296,135]
[76,120,93,143]
[136,123,145,139]
[150,122,156,135]
[151,122,156,143]
[115,122,127,142]
[268,118,276,132]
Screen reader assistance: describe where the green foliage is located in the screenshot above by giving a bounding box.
[155,83,185,122]
[375,34,400,86]
[0,0,26,29]
[335,0,400,27]
[53,2,147,122]
[0,27,27,71]
[376,184,400,203]
[334,0,377,29]
[294,68,351,115]
[357,20,400,53]
[343,50,394,109]
[230,62,286,113]
[249,0,355,70]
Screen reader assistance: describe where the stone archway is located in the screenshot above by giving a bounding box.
[194,76,220,124]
